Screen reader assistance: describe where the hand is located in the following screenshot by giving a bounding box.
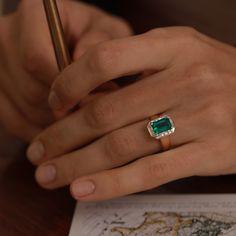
[27,27,236,201]
[0,0,131,141]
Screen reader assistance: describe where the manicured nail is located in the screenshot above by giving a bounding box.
[27,141,45,163]
[72,180,96,198]
[48,90,62,110]
[36,165,56,185]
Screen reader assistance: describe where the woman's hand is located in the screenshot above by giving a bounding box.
[27,27,236,201]
[0,0,131,141]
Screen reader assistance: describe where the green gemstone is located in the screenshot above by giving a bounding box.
[150,117,173,136]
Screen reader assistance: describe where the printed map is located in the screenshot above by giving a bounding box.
[69,195,236,236]
[111,212,236,236]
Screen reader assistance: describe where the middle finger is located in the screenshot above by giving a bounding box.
[27,72,177,164]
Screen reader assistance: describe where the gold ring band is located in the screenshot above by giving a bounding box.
[159,136,171,151]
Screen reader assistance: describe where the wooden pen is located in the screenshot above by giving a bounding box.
[43,0,71,71]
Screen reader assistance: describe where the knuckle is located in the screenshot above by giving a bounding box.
[193,63,217,78]
[105,131,137,163]
[53,74,75,105]
[146,28,170,37]
[145,28,174,45]
[178,26,198,40]
[175,27,199,48]
[143,157,191,187]
[146,159,168,182]
[147,26,198,41]
[178,26,198,37]
[88,42,118,78]
[205,102,233,128]
[85,98,116,130]
[186,63,221,93]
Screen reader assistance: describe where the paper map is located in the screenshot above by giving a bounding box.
[69,194,236,236]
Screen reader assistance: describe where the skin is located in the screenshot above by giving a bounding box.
[0,0,131,141]
[26,26,236,202]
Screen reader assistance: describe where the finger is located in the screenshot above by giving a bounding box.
[34,110,195,188]
[0,89,41,141]
[26,71,170,164]
[54,81,119,118]
[73,31,113,59]
[79,92,108,107]
[79,83,119,106]
[73,7,132,61]
[70,143,201,201]
[27,67,195,164]
[35,120,157,188]
[64,2,131,45]
[46,80,119,120]
[73,82,120,107]
[48,28,182,113]
[19,0,94,84]
[73,13,132,59]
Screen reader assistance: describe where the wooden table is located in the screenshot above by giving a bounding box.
[1,131,236,236]
[0,132,75,236]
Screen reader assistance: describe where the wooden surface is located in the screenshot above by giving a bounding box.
[1,131,236,236]
[0,132,75,236]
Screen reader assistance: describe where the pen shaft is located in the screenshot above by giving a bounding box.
[43,0,71,71]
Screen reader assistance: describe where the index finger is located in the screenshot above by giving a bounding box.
[48,28,186,114]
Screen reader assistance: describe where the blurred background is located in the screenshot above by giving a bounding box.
[0,0,2,14]
[2,0,236,45]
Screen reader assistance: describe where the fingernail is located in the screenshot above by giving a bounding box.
[36,165,56,185]
[27,141,45,163]
[48,90,62,110]
[72,180,96,198]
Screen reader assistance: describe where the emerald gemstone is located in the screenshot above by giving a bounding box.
[148,116,175,138]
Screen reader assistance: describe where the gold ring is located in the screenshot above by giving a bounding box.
[147,115,175,151]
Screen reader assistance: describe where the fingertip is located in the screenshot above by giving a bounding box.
[35,164,57,189]
[70,179,96,200]
[27,140,45,165]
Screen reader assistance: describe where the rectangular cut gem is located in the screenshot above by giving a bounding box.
[151,117,173,136]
